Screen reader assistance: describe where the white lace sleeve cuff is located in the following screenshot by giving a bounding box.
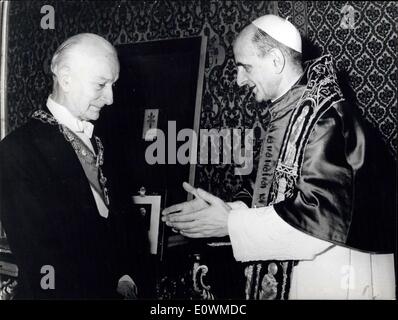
[228,206,333,262]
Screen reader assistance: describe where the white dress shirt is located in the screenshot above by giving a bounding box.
[47,97,109,219]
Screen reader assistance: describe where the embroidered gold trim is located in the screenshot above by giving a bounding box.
[32,110,110,206]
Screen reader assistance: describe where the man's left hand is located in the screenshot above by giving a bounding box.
[117,276,138,299]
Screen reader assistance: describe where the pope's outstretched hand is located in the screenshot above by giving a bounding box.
[162,182,231,238]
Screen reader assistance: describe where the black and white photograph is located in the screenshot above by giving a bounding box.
[0,0,396,308]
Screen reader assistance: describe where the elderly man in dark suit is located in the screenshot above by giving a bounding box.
[0,33,146,299]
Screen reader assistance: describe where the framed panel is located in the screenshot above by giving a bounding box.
[132,195,163,256]
[0,0,10,241]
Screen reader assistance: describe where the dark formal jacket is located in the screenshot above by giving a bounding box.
[0,111,148,299]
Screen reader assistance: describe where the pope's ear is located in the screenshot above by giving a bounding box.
[56,65,72,92]
[270,48,285,74]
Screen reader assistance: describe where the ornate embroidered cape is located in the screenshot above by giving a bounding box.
[245,55,345,300]
[253,55,344,208]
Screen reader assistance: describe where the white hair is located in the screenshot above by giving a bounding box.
[50,33,118,88]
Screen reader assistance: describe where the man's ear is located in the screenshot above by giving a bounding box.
[56,66,72,92]
[270,48,285,74]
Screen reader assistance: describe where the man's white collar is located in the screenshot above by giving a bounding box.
[46,96,94,139]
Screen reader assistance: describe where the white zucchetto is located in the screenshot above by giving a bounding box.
[252,14,302,53]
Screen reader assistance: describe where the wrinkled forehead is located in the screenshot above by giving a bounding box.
[93,53,120,74]
[233,25,257,55]
[92,57,119,80]
[70,45,119,79]
[233,32,258,63]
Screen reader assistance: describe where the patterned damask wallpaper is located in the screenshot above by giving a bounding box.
[278,1,397,159]
[6,1,397,201]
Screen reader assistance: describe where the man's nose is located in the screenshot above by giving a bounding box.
[236,69,247,87]
[103,85,113,105]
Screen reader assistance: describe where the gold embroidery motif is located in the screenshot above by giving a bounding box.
[259,262,278,300]
[244,265,254,300]
[32,110,110,206]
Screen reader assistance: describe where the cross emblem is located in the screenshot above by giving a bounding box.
[147,112,156,128]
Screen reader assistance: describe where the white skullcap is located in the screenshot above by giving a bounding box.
[252,15,302,53]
